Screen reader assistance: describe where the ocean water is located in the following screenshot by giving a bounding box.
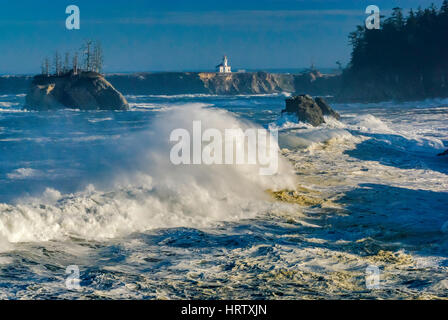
[0,93,447,299]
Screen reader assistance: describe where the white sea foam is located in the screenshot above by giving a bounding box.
[126,92,291,100]
[0,104,297,247]
[0,102,19,107]
[271,113,357,150]
[346,114,393,133]
[128,103,172,112]
[274,110,445,155]
[87,117,113,123]
[127,94,220,99]
[7,168,42,179]
[346,114,446,153]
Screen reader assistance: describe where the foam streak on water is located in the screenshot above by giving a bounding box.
[0,93,447,299]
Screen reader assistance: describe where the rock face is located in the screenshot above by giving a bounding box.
[282,95,340,126]
[315,97,340,120]
[198,71,295,95]
[26,71,129,110]
[105,71,339,96]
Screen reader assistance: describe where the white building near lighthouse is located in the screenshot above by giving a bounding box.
[216,55,231,73]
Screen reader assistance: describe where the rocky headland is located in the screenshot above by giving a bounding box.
[25,71,129,110]
[0,68,446,104]
[104,69,340,96]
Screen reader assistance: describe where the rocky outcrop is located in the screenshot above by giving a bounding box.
[282,95,340,126]
[315,97,340,120]
[25,71,129,110]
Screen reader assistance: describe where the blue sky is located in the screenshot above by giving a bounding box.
[0,0,444,74]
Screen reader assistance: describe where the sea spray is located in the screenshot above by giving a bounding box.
[0,104,297,245]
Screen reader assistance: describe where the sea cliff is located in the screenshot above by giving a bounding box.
[106,70,339,96]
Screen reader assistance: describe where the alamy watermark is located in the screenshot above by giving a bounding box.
[65,265,81,290]
[365,265,381,289]
[66,5,80,30]
[365,5,380,30]
[169,121,279,175]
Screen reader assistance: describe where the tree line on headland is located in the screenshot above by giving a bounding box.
[340,1,448,101]
[40,40,103,76]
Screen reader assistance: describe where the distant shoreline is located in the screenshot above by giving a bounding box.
[2,69,448,103]
[0,67,340,77]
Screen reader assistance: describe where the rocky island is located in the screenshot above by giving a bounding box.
[25,40,129,111]
[25,71,129,111]
[282,95,340,126]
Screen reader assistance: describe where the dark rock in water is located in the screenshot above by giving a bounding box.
[437,149,448,156]
[282,94,339,126]
[25,71,129,111]
[315,97,340,120]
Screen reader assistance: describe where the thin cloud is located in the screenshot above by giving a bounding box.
[0,9,382,28]
[88,9,364,27]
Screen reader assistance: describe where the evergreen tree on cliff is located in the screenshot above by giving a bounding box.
[344,1,448,100]
[40,40,103,76]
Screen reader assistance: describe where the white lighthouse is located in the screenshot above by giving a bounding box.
[216,55,231,73]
